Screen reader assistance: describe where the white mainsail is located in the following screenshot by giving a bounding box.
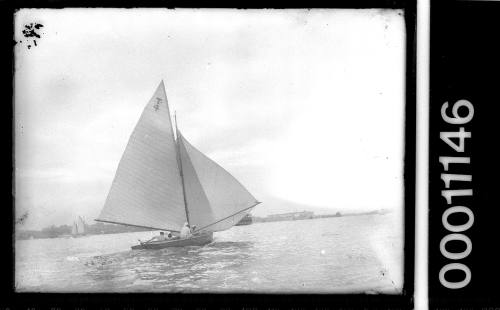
[177,133,260,232]
[96,81,187,231]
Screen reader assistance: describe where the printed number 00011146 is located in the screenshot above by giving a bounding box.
[438,99,474,289]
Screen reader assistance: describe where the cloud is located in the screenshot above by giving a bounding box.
[15,9,405,229]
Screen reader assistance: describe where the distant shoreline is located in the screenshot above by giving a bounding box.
[16,209,392,241]
[252,209,392,224]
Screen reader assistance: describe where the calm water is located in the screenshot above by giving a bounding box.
[16,214,403,293]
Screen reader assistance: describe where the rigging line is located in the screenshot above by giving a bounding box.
[175,114,191,226]
[194,201,261,232]
[164,85,188,228]
[94,219,181,233]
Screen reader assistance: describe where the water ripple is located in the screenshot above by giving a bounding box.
[16,215,402,293]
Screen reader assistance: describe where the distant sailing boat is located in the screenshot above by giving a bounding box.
[96,81,260,250]
[71,216,86,237]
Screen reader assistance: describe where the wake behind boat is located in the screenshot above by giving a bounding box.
[95,81,260,250]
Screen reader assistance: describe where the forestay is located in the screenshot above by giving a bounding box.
[96,81,187,231]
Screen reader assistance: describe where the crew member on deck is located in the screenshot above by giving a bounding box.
[190,225,199,236]
[143,231,166,243]
[180,222,192,239]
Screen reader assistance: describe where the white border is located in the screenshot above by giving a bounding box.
[416,0,430,309]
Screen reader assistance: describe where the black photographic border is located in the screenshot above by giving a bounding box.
[429,0,500,308]
[1,1,416,309]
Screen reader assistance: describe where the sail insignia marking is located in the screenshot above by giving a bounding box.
[154,97,162,111]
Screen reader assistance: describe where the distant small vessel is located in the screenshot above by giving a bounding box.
[71,216,86,237]
[235,214,253,226]
[96,81,260,249]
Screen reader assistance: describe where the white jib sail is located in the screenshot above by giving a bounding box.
[97,81,187,231]
[177,132,259,232]
[177,132,216,230]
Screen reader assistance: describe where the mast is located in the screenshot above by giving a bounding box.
[175,112,191,226]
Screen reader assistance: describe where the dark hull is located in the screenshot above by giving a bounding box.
[131,233,213,250]
[236,215,253,226]
[236,219,252,226]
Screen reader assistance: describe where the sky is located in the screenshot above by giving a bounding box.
[14,9,406,230]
